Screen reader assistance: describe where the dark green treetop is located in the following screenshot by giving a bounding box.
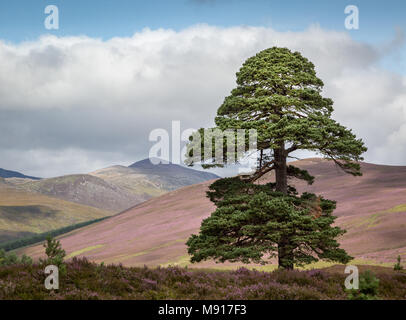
[186,47,367,186]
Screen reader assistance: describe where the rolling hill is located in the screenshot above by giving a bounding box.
[89,158,220,202]
[89,165,167,201]
[13,174,139,212]
[0,183,110,243]
[18,158,406,267]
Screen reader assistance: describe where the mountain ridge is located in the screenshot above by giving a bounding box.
[0,168,40,180]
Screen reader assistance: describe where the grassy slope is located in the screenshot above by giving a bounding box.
[89,163,219,202]
[89,166,167,201]
[0,184,111,243]
[278,159,406,264]
[12,174,139,212]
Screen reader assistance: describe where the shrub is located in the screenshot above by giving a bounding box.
[40,236,66,275]
[0,249,32,267]
[20,254,33,266]
[347,270,380,300]
[394,255,403,271]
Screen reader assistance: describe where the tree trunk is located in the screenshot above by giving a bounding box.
[278,239,294,270]
[274,141,287,194]
[274,141,293,269]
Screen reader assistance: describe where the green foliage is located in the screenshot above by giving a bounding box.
[394,255,403,271]
[0,217,108,252]
[0,250,17,266]
[20,254,33,265]
[347,270,380,300]
[96,261,105,274]
[0,248,32,266]
[40,235,66,275]
[186,47,367,174]
[287,165,314,185]
[188,178,352,267]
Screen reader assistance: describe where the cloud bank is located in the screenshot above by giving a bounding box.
[0,25,405,177]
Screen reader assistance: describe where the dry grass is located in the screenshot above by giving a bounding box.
[0,185,111,242]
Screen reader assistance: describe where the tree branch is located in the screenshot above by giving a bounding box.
[242,160,276,182]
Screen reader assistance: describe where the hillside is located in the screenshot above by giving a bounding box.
[13,174,139,212]
[0,184,110,243]
[89,166,165,201]
[90,159,219,202]
[18,158,406,267]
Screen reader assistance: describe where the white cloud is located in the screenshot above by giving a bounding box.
[0,24,405,177]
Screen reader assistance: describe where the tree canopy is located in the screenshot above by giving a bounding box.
[186,47,367,183]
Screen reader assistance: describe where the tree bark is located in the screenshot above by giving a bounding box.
[274,141,287,194]
[278,239,294,270]
[274,141,293,269]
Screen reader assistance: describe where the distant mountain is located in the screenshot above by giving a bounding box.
[15,174,140,212]
[5,158,219,214]
[90,158,219,204]
[20,158,406,267]
[0,168,40,180]
[128,158,219,186]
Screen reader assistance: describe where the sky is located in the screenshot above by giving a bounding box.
[0,0,405,177]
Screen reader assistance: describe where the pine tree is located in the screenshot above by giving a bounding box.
[41,235,66,275]
[186,47,367,269]
[347,270,380,300]
[394,255,403,271]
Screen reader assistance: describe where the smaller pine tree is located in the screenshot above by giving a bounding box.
[347,270,380,300]
[20,254,33,266]
[40,235,67,275]
[394,255,403,271]
[0,249,5,266]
